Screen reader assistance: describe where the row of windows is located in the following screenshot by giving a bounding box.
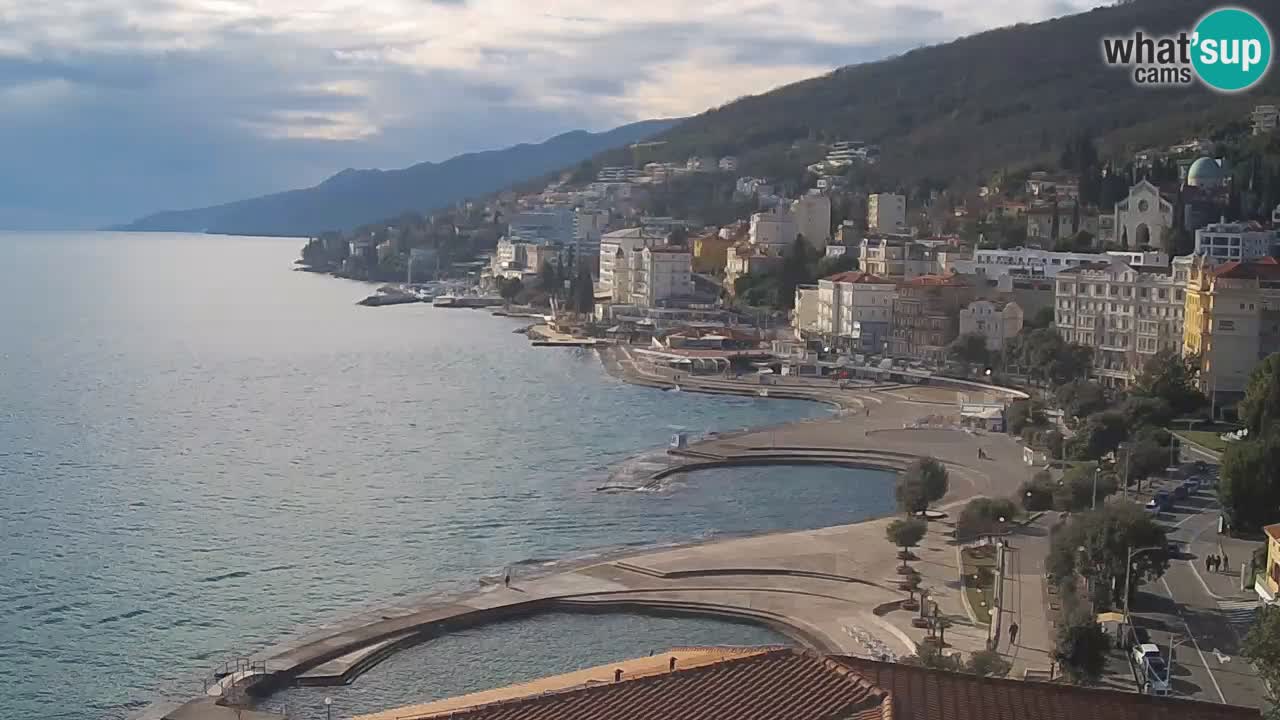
[1057,283,1180,300]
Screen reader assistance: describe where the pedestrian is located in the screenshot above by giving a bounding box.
[1205,554,1212,573]
[1210,555,1219,572]
[865,407,870,417]
[503,569,511,588]
[1009,622,1020,646]
[1222,552,1230,573]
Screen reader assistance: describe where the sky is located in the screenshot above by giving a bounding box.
[0,0,1097,229]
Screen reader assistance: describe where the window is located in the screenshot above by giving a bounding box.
[1158,289,1168,300]
[1219,320,1236,331]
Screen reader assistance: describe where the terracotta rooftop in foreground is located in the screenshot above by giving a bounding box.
[355,648,1259,720]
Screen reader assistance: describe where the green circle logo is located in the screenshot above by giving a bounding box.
[1192,7,1272,92]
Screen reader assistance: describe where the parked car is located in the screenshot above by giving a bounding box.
[1155,490,1172,511]
[1185,477,1201,493]
[1144,499,1161,514]
[1132,643,1170,695]
[1172,484,1188,501]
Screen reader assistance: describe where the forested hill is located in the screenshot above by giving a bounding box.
[594,0,1280,190]
[113,119,679,237]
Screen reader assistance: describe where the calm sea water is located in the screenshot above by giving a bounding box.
[0,232,894,720]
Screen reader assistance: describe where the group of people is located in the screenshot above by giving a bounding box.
[1205,552,1231,574]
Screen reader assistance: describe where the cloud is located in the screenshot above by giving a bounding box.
[0,0,1100,229]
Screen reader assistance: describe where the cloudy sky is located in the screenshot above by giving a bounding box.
[0,0,1095,229]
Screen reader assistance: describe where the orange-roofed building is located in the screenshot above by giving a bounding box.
[356,647,1259,720]
[1183,255,1280,402]
[1258,524,1280,603]
[890,273,973,363]
[816,271,898,352]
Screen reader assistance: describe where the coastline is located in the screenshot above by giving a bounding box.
[132,349,1034,720]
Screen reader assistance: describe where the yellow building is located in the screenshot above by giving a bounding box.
[692,230,736,274]
[1258,524,1280,602]
[1183,255,1280,401]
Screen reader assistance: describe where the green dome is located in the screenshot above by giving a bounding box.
[1187,157,1225,187]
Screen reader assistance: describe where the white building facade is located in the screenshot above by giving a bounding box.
[1194,220,1277,263]
[791,194,832,251]
[1054,259,1188,387]
[749,206,799,252]
[599,227,665,294]
[959,300,1024,351]
[1114,180,1174,250]
[815,271,897,352]
[867,193,907,233]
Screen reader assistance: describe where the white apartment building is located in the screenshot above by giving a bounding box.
[598,227,665,293]
[858,236,938,280]
[1253,105,1279,136]
[1194,220,1277,263]
[955,247,1170,279]
[597,166,641,182]
[791,193,832,251]
[574,208,609,268]
[1054,258,1189,387]
[959,300,1024,352]
[867,193,907,233]
[749,206,799,251]
[793,285,821,337]
[611,246,694,306]
[815,271,897,352]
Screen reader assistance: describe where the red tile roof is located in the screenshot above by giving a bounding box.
[1212,257,1280,280]
[902,273,968,287]
[428,650,889,720]
[1265,523,1280,542]
[825,271,893,284]
[835,656,1259,720]
[387,649,1258,720]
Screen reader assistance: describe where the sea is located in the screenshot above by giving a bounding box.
[0,232,896,720]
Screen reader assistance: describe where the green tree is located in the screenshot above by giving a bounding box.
[896,458,949,514]
[885,517,929,568]
[1024,306,1056,330]
[1047,502,1169,609]
[1052,464,1118,512]
[1244,605,1280,709]
[1067,412,1127,461]
[966,649,1013,678]
[539,260,560,294]
[1240,353,1280,437]
[498,277,523,307]
[1117,395,1174,429]
[1020,471,1057,511]
[1132,349,1206,416]
[1055,380,1108,421]
[570,265,595,315]
[948,333,990,369]
[1006,399,1047,435]
[901,643,962,671]
[1053,610,1111,684]
[816,253,858,277]
[1219,432,1280,534]
[956,497,1019,538]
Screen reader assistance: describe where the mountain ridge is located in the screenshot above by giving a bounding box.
[113,120,680,237]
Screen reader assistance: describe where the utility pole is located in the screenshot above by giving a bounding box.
[1092,467,1100,509]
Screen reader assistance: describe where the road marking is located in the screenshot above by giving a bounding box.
[1161,576,1228,704]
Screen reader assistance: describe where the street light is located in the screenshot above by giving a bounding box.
[324,696,333,720]
[1122,545,1165,646]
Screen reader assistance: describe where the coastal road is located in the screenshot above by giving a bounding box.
[1125,473,1268,709]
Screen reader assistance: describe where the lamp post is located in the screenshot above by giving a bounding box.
[1092,467,1101,510]
[1122,545,1164,646]
[324,697,333,720]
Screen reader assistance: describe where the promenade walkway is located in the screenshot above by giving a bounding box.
[142,351,1047,720]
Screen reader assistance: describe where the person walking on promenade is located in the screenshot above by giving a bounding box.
[1205,554,1213,573]
[1222,551,1230,573]
[1009,622,1020,647]
[503,569,511,588]
[1211,555,1220,572]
